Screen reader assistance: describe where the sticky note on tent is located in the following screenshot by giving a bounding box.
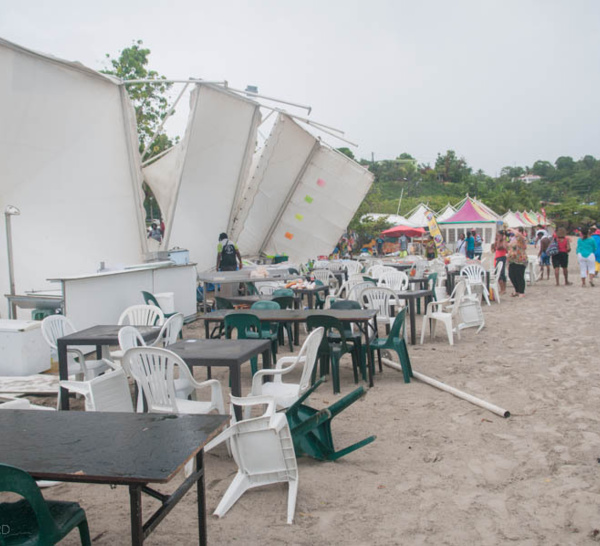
[285,232,294,240]
[304,195,313,204]
[295,213,304,221]
[317,178,326,187]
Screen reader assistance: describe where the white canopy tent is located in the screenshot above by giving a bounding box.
[143,84,261,270]
[502,211,527,229]
[406,203,435,227]
[359,213,417,227]
[0,38,146,317]
[233,114,373,263]
[436,203,457,222]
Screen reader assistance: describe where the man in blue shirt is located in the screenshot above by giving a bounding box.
[466,231,475,259]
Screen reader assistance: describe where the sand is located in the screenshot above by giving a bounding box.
[9,242,600,545]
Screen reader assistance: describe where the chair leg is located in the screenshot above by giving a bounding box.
[443,318,454,346]
[330,354,340,394]
[420,315,428,345]
[250,356,258,375]
[214,472,252,518]
[376,349,383,372]
[287,478,298,525]
[78,518,92,546]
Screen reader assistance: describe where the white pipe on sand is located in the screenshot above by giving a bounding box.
[380,357,510,418]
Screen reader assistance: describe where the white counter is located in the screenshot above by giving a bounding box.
[48,262,197,330]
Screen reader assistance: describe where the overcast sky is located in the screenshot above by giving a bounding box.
[2,0,599,176]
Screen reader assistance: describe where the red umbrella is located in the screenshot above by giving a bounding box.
[382,225,427,238]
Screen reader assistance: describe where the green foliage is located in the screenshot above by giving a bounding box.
[102,40,177,159]
[336,147,355,160]
[351,216,393,250]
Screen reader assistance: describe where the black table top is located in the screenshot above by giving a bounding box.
[168,338,270,365]
[0,411,228,484]
[202,308,378,323]
[394,289,433,299]
[216,294,300,306]
[57,324,161,345]
[291,284,329,294]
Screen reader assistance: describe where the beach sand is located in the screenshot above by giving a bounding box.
[11,243,600,544]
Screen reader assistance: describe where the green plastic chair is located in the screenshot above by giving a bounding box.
[250,301,281,348]
[367,307,413,383]
[329,299,367,381]
[285,377,376,461]
[209,297,235,339]
[244,282,259,296]
[417,272,438,315]
[224,313,278,372]
[141,291,177,319]
[272,296,295,350]
[306,314,361,394]
[313,280,326,310]
[0,463,92,546]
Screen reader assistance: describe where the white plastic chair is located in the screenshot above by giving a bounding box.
[311,269,339,291]
[41,315,111,381]
[377,270,409,292]
[150,313,184,348]
[360,286,401,332]
[365,264,386,279]
[123,346,225,415]
[118,304,165,327]
[342,260,363,275]
[248,327,324,412]
[255,282,282,295]
[488,261,504,303]
[420,281,467,346]
[205,395,298,524]
[346,281,376,304]
[459,264,491,306]
[58,368,134,412]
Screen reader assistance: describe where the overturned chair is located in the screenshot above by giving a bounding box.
[285,377,376,461]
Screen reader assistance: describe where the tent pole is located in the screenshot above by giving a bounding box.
[396,189,404,216]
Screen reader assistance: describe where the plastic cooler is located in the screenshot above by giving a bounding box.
[0,319,51,375]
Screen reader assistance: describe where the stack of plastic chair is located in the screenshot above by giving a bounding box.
[459,264,491,305]
[205,396,298,524]
[420,280,467,346]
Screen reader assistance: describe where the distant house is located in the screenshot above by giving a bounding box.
[518,174,542,184]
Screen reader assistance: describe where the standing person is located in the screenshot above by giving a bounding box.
[537,232,552,280]
[466,231,475,259]
[456,233,467,256]
[399,234,409,257]
[376,236,384,256]
[147,223,162,244]
[216,232,243,272]
[159,219,165,237]
[473,230,483,260]
[425,235,436,260]
[551,227,572,286]
[576,227,597,287]
[592,227,600,276]
[507,227,528,297]
[493,229,508,295]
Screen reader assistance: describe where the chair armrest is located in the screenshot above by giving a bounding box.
[58,380,91,397]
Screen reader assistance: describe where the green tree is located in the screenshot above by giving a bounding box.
[102,40,176,160]
[337,147,355,160]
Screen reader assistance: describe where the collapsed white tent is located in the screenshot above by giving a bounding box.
[232,114,373,263]
[143,84,261,270]
[0,38,146,317]
[359,213,417,227]
[406,203,435,227]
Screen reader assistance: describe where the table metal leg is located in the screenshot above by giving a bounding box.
[230,365,243,422]
[196,450,207,546]
[409,298,416,345]
[129,484,143,545]
[57,341,69,410]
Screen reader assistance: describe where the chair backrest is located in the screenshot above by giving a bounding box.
[0,463,61,539]
[215,297,235,310]
[123,347,189,413]
[366,264,386,279]
[141,290,161,309]
[272,288,294,297]
[41,315,76,351]
[224,313,261,339]
[459,264,485,283]
[491,260,503,280]
[155,313,185,347]
[251,300,280,311]
[293,327,324,395]
[388,307,407,340]
[118,326,146,351]
[271,296,294,310]
[342,260,363,275]
[86,368,134,412]
[427,272,438,293]
[330,299,361,311]
[312,269,335,284]
[118,304,164,326]
[450,281,468,317]
[347,281,376,303]
[378,270,409,291]
[255,282,281,295]
[306,315,349,353]
[361,287,398,319]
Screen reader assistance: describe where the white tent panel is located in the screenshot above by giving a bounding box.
[234,114,317,255]
[407,204,434,227]
[436,204,456,222]
[0,39,145,316]
[166,85,261,270]
[261,145,373,262]
[359,213,417,227]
